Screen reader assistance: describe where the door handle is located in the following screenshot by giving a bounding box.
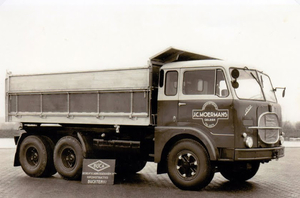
[178,102,186,106]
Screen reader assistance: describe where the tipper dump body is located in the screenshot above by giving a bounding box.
[6,66,159,126]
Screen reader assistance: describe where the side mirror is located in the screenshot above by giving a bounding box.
[274,87,286,98]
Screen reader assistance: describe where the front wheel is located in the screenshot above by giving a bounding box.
[220,161,260,182]
[167,139,214,190]
[54,136,83,180]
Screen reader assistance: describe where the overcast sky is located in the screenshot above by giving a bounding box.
[0,0,300,122]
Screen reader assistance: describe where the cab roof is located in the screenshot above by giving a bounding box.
[160,59,244,70]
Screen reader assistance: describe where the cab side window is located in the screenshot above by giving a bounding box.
[165,71,178,96]
[182,69,229,97]
[216,69,229,97]
[183,70,215,95]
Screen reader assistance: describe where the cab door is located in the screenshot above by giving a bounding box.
[177,68,234,148]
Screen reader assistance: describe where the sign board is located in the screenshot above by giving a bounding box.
[82,159,116,185]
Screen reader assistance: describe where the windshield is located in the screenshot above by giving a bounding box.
[230,68,277,102]
[258,72,277,102]
[231,69,264,100]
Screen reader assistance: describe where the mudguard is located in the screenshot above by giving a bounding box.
[154,126,219,163]
[13,131,28,166]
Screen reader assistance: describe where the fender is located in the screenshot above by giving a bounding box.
[154,126,219,163]
[13,131,28,166]
[77,132,92,158]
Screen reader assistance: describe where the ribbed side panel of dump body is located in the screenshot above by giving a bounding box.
[6,66,157,126]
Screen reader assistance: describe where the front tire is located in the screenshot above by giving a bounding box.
[167,139,214,190]
[19,135,55,177]
[54,136,83,180]
[220,161,260,182]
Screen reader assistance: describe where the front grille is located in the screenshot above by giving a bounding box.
[258,113,280,144]
[258,129,279,144]
[250,112,280,144]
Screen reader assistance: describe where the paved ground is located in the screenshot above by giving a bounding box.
[0,147,299,198]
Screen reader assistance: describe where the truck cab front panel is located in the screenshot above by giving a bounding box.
[156,61,284,163]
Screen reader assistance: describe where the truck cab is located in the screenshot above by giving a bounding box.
[152,49,284,190]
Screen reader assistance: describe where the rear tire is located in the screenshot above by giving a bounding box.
[54,136,83,180]
[167,139,214,190]
[42,136,57,177]
[19,135,55,177]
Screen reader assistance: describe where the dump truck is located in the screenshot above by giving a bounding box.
[5,48,285,190]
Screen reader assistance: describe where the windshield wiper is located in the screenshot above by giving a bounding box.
[250,72,259,84]
[246,69,263,89]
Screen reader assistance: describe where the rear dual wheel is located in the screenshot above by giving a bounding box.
[19,135,56,177]
[53,136,83,180]
[19,135,84,180]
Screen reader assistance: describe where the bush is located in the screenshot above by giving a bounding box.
[282,121,300,140]
[0,122,21,138]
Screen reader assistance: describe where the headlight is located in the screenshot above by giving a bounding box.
[245,136,253,148]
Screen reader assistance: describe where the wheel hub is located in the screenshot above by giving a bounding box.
[62,148,76,168]
[26,147,39,166]
[176,152,198,178]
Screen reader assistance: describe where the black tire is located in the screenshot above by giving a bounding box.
[54,136,83,180]
[42,136,57,177]
[167,139,214,190]
[220,161,260,182]
[19,135,54,177]
[115,158,147,174]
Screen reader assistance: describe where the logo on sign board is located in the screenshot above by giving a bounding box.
[88,160,111,172]
[192,101,229,128]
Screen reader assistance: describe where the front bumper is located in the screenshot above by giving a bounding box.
[235,146,284,161]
